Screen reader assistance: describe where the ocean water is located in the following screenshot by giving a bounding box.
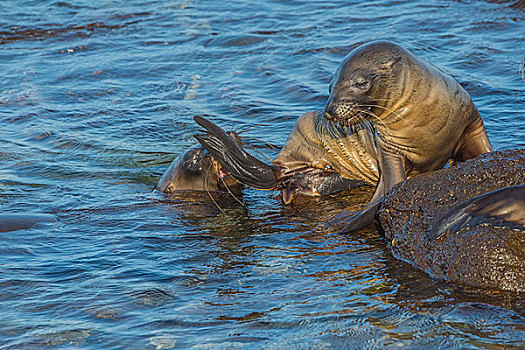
[0,0,524,348]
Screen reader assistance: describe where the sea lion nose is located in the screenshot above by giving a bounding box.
[324,100,336,121]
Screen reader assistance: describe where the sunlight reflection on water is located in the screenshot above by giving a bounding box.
[0,0,524,348]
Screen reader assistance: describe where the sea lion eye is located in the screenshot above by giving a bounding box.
[353,77,369,89]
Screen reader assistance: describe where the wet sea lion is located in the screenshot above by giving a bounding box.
[323,41,493,230]
[193,114,367,200]
[156,140,242,194]
[193,42,492,230]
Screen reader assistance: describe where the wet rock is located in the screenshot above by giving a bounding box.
[0,213,55,233]
[129,287,175,306]
[378,149,525,292]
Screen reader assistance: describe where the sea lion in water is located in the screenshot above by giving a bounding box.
[193,114,367,200]
[156,136,242,194]
[194,41,492,230]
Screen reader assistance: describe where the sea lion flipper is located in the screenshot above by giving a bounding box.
[339,147,404,233]
[194,116,278,190]
[339,199,383,233]
[370,148,407,203]
[427,201,475,240]
[428,185,525,240]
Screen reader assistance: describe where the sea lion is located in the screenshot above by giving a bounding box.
[155,140,242,194]
[323,41,493,230]
[193,114,367,200]
[194,41,492,230]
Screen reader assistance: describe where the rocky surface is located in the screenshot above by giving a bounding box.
[378,149,525,292]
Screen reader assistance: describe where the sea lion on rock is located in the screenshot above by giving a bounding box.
[193,41,492,231]
[378,149,525,292]
[323,41,492,231]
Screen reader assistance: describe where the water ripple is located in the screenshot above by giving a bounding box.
[0,0,524,348]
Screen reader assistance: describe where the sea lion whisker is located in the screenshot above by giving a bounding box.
[242,137,281,151]
[233,123,268,135]
[204,161,225,214]
[221,179,245,207]
[252,149,274,163]
[359,109,385,129]
[360,109,393,138]
[363,119,381,144]
[244,145,275,162]
[218,167,246,207]
[360,104,406,123]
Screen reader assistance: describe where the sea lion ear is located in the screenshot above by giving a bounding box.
[381,56,402,70]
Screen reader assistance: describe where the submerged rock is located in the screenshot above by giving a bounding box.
[378,149,525,292]
[0,213,56,233]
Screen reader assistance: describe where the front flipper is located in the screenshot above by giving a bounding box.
[428,185,525,240]
[452,110,493,162]
[340,146,407,233]
[339,199,383,233]
[194,116,278,190]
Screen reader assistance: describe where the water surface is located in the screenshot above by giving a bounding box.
[1,0,524,348]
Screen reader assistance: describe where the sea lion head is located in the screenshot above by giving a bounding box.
[156,141,242,194]
[324,41,408,128]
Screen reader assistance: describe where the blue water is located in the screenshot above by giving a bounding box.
[1,0,524,348]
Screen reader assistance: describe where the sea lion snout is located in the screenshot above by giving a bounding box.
[324,97,372,127]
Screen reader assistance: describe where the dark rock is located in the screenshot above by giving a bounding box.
[378,149,525,292]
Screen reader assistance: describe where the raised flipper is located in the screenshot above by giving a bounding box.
[194,116,365,203]
[193,116,278,190]
[428,185,525,240]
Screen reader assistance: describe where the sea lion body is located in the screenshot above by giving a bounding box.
[323,41,492,207]
[273,111,379,184]
[194,41,492,229]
